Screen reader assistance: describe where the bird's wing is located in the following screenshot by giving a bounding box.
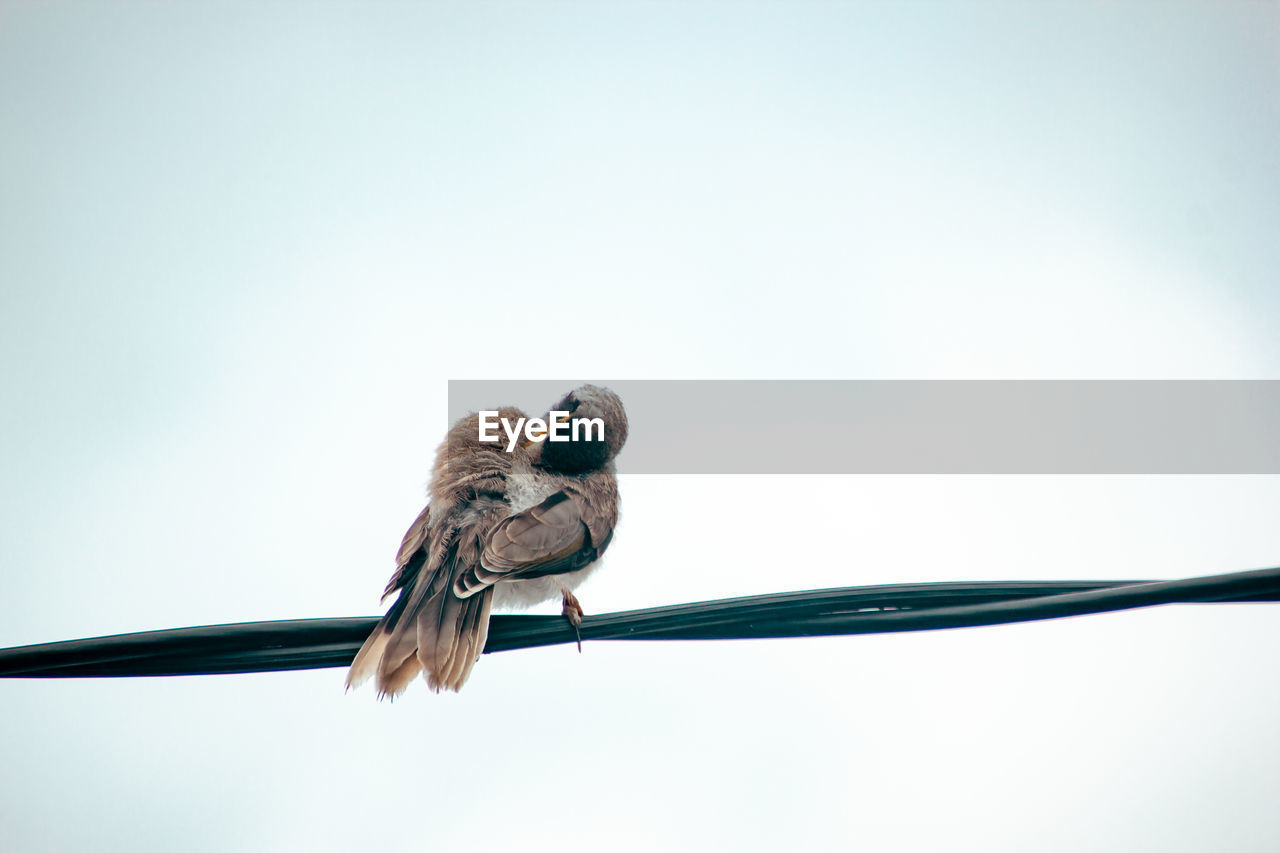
[380,503,433,602]
[453,489,614,597]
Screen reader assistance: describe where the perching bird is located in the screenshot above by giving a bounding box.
[346,384,628,696]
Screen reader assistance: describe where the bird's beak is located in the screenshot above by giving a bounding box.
[521,412,570,448]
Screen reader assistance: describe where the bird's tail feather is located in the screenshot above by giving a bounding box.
[345,586,494,697]
[423,586,493,692]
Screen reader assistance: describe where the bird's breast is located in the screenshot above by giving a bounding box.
[490,562,601,610]
[504,460,562,514]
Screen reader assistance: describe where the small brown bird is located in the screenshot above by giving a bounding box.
[346,384,628,696]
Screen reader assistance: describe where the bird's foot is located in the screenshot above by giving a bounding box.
[560,587,584,653]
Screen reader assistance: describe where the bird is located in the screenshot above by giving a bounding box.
[346,384,628,696]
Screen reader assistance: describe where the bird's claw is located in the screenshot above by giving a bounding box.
[561,587,584,653]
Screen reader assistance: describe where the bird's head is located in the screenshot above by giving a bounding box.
[534,384,628,475]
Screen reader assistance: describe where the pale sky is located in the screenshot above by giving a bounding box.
[1,2,1278,851]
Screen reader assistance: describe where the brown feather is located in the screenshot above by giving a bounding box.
[347,385,627,696]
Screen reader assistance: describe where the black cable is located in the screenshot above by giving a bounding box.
[1,567,1277,678]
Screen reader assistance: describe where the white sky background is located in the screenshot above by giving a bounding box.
[1,1,1278,850]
